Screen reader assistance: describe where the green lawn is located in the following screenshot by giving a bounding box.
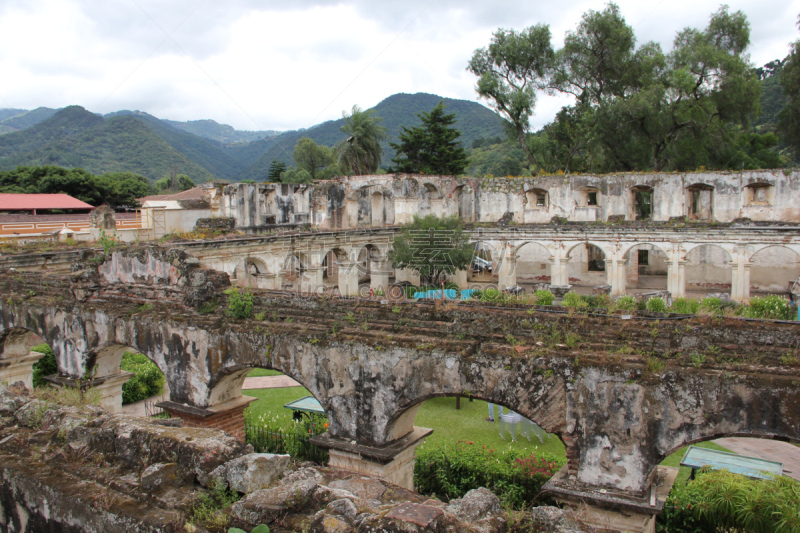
[242,383,731,472]
[247,368,283,377]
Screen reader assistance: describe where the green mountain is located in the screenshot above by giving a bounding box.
[235,92,506,180]
[0,106,213,181]
[0,93,505,182]
[161,118,280,144]
[0,107,58,134]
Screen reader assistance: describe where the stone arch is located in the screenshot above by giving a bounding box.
[281,252,308,289]
[630,185,653,221]
[749,245,800,294]
[469,241,499,282]
[321,246,350,293]
[564,243,608,286]
[84,343,167,414]
[233,257,270,289]
[384,388,567,452]
[623,243,669,290]
[515,241,552,285]
[356,244,382,282]
[685,244,732,295]
[686,183,714,220]
[419,182,442,216]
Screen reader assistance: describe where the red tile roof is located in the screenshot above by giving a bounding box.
[138,187,208,204]
[0,193,94,211]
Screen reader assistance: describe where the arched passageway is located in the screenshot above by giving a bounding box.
[468,242,498,283]
[624,243,668,291]
[233,257,270,289]
[566,243,606,288]
[516,242,552,286]
[685,245,732,297]
[750,246,800,295]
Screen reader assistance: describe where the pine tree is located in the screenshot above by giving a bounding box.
[391,101,468,175]
[267,160,287,182]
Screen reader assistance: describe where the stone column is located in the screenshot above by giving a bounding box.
[666,245,686,299]
[337,261,360,297]
[0,350,46,391]
[158,396,257,442]
[497,245,517,288]
[451,269,468,289]
[607,248,627,298]
[730,247,751,303]
[369,260,393,294]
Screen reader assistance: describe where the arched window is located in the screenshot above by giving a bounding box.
[526,188,548,209]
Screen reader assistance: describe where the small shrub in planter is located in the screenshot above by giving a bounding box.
[646,297,668,313]
[532,289,554,306]
[613,295,636,312]
[562,292,588,308]
[670,297,699,315]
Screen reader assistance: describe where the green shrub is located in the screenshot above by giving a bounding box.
[657,469,800,533]
[670,297,699,315]
[613,295,636,312]
[414,441,564,509]
[225,287,253,319]
[739,295,795,321]
[532,290,554,306]
[646,297,668,313]
[120,352,165,404]
[480,288,504,302]
[562,292,588,309]
[583,293,611,309]
[32,343,57,388]
[698,297,722,315]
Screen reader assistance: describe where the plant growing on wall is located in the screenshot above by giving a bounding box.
[391,214,473,287]
[225,287,254,319]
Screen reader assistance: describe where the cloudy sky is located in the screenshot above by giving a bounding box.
[0,0,798,134]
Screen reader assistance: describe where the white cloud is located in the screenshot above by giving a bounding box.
[0,0,797,131]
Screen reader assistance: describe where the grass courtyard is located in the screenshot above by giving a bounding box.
[242,369,729,479]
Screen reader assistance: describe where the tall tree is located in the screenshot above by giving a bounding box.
[467,25,555,167]
[267,160,287,182]
[336,105,388,175]
[390,214,473,287]
[779,17,800,155]
[390,101,468,175]
[293,137,337,180]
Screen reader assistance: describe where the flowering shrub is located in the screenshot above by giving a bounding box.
[614,295,637,312]
[739,295,795,321]
[646,297,668,313]
[414,441,564,508]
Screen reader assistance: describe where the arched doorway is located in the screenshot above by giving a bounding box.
[624,244,668,291]
[750,246,800,295]
[567,243,606,288]
[469,242,498,283]
[516,242,552,287]
[685,245,732,297]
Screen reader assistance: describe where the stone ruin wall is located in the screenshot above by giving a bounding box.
[219,170,800,231]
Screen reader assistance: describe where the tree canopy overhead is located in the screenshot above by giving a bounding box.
[778,16,800,155]
[468,3,775,173]
[391,214,473,287]
[336,105,388,175]
[390,101,468,175]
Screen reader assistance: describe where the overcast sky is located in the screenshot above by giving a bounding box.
[0,0,798,134]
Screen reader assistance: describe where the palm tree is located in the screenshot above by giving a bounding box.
[336,105,388,175]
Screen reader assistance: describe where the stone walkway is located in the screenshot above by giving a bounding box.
[242,375,301,389]
[714,437,800,481]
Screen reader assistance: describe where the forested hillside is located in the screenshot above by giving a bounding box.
[0,107,58,134]
[161,119,279,144]
[0,106,213,181]
[235,92,505,181]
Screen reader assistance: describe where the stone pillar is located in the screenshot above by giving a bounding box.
[311,427,433,490]
[451,269,468,289]
[45,372,135,414]
[157,396,257,441]
[369,260,393,294]
[607,253,627,298]
[730,246,751,303]
[0,350,46,391]
[300,267,323,295]
[497,245,517,288]
[666,245,686,299]
[549,246,570,287]
[338,261,360,297]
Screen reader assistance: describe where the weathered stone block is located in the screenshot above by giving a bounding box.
[444,487,501,522]
[230,477,318,523]
[225,452,290,494]
[140,462,183,492]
